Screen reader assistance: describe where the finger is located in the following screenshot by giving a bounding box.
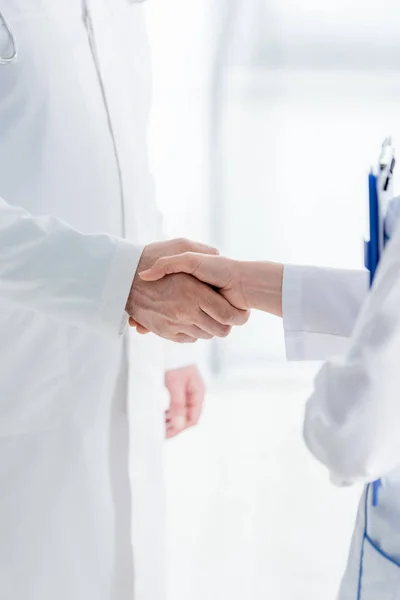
[169,333,198,344]
[129,317,150,334]
[128,318,150,335]
[166,423,181,439]
[193,310,232,338]
[139,253,201,281]
[166,415,187,439]
[167,415,186,431]
[199,288,250,327]
[165,379,187,437]
[178,325,214,340]
[140,253,227,286]
[148,329,197,343]
[130,316,195,342]
[136,325,150,335]
[186,387,204,428]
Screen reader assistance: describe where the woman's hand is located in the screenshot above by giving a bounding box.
[139,253,284,316]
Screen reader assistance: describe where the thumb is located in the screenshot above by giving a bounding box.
[139,253,198,281]
[140,253,231,288]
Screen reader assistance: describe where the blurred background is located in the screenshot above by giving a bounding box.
[145,1,400,598]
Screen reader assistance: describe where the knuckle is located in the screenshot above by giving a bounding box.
[160,319,173,332]
[173,334,185,343]
[199,331,213,340]
[178,254,196,274]
[175,237,190,251]
[155,256,166,268]
[186,253,198,267]
[175,308,188,322]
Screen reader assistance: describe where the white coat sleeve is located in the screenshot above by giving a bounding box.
[282,265,369,361]
[0,198,143,335]
[304,226,400,484]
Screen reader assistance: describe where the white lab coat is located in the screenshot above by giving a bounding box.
[283,225,400,599]
[0,2,187,599]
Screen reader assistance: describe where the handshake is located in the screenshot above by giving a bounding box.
[126,238,284,342]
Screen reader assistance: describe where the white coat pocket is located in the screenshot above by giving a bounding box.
[359,535,400,599]
[0,305,71,436]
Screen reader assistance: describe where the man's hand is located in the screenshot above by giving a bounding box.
[139,253,284,317]
[164,365,205,438]
[126,240,250,343]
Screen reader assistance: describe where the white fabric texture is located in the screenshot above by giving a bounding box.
[283,264,368,361]
[303,224,400,484]
[0,2,168,599]
[306,226,400,599]
[282,209,400,598]
[0,199,142,335]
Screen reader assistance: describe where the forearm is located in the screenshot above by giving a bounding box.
[236,261,371,362]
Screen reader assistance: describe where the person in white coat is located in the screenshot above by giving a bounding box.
[0,3,250,600]
[140,213,400,599]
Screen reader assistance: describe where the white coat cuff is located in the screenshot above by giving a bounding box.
[99,240,144,336]
[282,265,360,361]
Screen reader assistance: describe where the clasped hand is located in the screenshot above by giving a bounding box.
[126,240,249,343]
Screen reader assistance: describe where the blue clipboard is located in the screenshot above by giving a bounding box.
[364,138,395,284]
[364,137,395,506]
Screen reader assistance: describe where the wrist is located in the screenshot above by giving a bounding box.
[239,261,283,316]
